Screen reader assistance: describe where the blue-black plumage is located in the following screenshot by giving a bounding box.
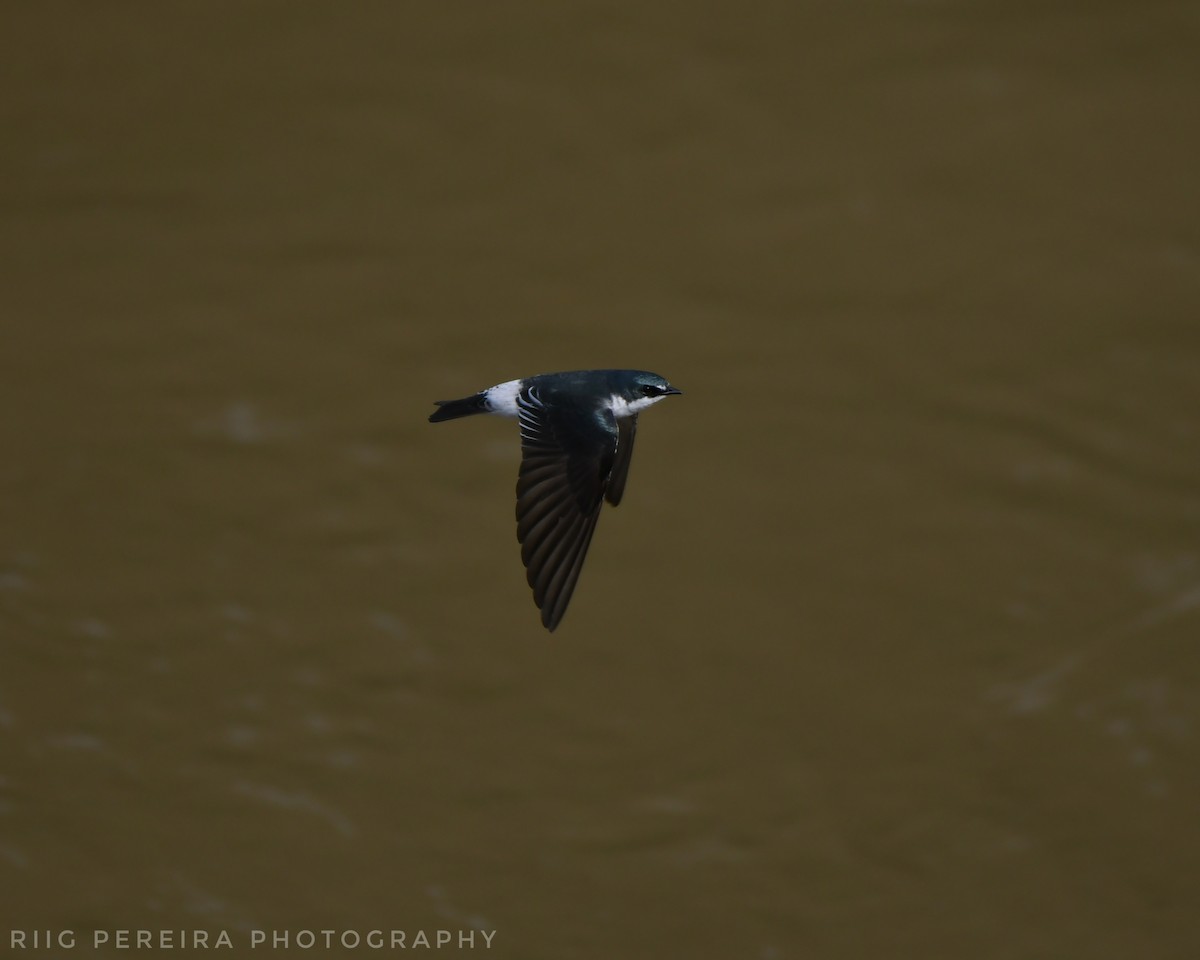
[429,369,682,631]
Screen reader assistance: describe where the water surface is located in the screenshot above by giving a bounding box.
[2,3,1198,958]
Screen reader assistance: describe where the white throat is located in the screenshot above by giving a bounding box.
[608,392,666,419]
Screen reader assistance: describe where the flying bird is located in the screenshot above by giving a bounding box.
[429,369,682,631]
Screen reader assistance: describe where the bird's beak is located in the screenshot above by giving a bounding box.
[665,386,683,396]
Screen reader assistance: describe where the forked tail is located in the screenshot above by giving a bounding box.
[429,393,488,423]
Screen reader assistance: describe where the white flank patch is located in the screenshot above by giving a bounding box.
[608,392,666,419]
[483,379,523,417]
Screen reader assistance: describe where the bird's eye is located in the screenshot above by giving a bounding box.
[640,384,662,397]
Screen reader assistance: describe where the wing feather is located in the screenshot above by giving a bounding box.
[514,386,617,631]
[606,414,638,507]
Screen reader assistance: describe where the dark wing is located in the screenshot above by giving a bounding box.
[515,386,617,631]
[605,414,637,507]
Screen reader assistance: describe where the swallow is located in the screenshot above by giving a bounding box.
[430,369,682,630]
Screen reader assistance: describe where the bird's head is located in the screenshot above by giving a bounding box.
[611,371,683,416]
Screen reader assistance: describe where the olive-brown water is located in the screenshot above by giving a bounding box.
[3,3,1198,958]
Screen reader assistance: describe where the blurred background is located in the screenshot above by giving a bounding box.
[2,2,1198,957]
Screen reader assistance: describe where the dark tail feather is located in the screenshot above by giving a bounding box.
[429,393,488,423]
